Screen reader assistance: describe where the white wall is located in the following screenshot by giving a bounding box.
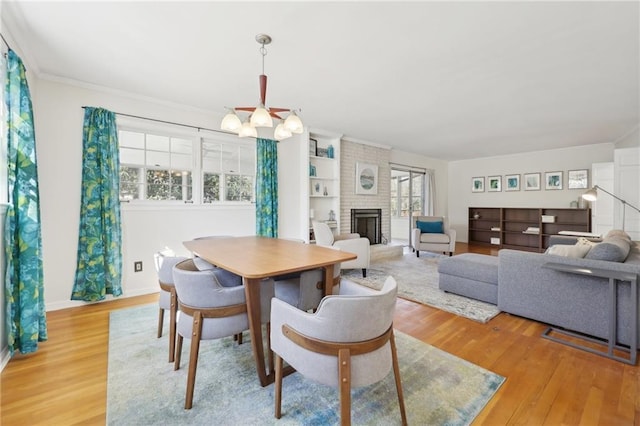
[34,79,257,310]
[448,143,615,242]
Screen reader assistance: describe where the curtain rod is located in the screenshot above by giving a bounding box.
[81,106,234,136]
[389,162,428,173]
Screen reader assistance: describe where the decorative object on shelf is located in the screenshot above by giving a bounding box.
[355,162,378,195]
[323,186,328,196]
[329,210,336,221]
[488,176,501,192]
[568,169,588,189]
[309,164,316,177]
[578,196,588,209]
[505,174,520,191]
[473,212,480,219]
[316,147,328,158]
[582,185,640,231]
[309,208,315,227]
[541,215,556,223]
[524,172,541,191]
[545,171,563,190]
[220,34,303,141]
[309,139,317,156]
[471,177,484,193]
[327,144,334,159]
[570,200,579,208]
[313,182,321,195]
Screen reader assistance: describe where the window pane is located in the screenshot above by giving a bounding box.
[120,147,145,165]
[202,141,222,173]
[171,152,191,169]
[171,138,192,154]
[203,173,220,203]
[146,134,170,152]
[222,144,239,173]
[238,145,254,175]
[119,130,145,149]
[147,150,170,167]
[225,174,253,201]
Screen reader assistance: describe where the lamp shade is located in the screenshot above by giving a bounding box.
[238,120,258,138]
[221,112,242,133]
[273,123,292,141]
[582,187,598,201]
[250,106,273,128]
[284,110,304,134]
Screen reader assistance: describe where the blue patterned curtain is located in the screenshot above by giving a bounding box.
[4,49,47,356]
[71,107,123,301]
[255,138,278,237]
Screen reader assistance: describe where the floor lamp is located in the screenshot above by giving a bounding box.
[582,185,640,231]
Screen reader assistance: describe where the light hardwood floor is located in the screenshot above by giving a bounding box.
[1,243,638,425]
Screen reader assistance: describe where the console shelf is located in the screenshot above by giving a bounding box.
[468,207,591,252]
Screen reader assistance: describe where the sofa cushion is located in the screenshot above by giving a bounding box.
[417,220,443,234]
[420,232,450,244]
[438,253,499,284]
[584,236,631,262]
[547,242,592,258]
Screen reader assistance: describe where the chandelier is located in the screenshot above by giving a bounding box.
[220,34,304,141]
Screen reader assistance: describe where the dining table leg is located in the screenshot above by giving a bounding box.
[323,264,335,296]
[244,277,272,387]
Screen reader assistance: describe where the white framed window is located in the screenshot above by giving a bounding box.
[117,119,255,205]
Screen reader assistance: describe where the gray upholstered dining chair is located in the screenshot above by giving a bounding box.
[271,276,407,425]
[154,252,188,363]
[172,258,274,409]
[274,257,342,312]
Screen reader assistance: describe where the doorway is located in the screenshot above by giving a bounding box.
[390,166,427,246]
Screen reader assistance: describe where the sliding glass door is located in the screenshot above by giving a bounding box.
[390,166,427,245]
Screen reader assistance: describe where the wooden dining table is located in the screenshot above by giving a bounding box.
[183,236,357,387]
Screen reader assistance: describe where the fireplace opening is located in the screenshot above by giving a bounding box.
[351,208,382,244]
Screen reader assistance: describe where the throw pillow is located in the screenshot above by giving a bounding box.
[417,220,443,234]
[604,229,632,241]
[547,243,592,258]
[584,236,631,263]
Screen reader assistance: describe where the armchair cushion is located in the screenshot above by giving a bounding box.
[417,220,443,234]
[419,232,450,244]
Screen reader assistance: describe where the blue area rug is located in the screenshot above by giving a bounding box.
[107,304,504,425]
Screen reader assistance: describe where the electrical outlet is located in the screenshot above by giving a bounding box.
[134,261,143,272]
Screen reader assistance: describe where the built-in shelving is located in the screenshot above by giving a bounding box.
[468,207,591,252]
[308,132,340,242]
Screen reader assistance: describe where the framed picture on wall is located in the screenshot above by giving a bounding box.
[309,138,317,156]
[524,172,541,191]
[505,174,520,191]
[488,176,502,192]
[471,177,484,193]
[355,162,378,195]
[545,171,563,190]
[567,169,588,189]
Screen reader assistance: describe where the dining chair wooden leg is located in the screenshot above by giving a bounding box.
[185,311,203,410]
[174,334,183,371]
[390,330,408,426]
[157,308,165,338]
[168,289,177,362]
[266,323,274,375]
[274,354,283,419]
[338,348,352,426]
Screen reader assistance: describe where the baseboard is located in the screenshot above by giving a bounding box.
[45,286,159,311]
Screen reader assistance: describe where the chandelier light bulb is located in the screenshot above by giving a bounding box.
[284,110,304,134]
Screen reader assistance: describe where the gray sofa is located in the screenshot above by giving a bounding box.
[498,231,640,346]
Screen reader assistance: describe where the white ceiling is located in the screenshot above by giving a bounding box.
[3,1,639,161]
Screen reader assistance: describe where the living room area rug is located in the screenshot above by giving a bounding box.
[107,304,505,425]
[342,249,501,323]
